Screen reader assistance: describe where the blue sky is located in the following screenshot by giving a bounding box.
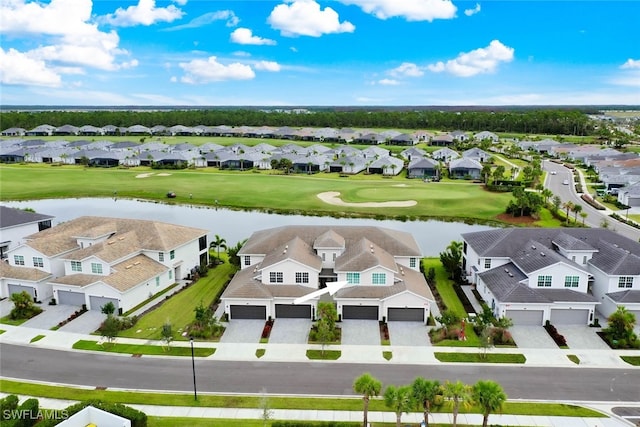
[1,0,638,106]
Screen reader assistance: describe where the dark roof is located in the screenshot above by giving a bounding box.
[0,206,53,229]
[511,240,587,274]
[606,290,640,303]
[552,232,596,251]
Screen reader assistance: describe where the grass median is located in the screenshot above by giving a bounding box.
[434,352,526,363]
[72,340,215,357]
[0,379,604,417]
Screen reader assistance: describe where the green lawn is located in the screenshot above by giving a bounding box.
[72,340,215,357]
[306,350,341,360]
[0,164,513,224]
[0,316,29,326]
[30,334,45,343]
[0,379,604,417]
[119,262,235,341]
[434,352,526,363]
[621,356,640,366]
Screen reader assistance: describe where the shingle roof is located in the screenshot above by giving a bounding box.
[0,206,53,229]
[260,237,322,271]
[589,240,640,275]
[0,263,53,282]
[552,232,597,251]
[511,239,586,274]
[606,290,640,303]
[335,238,397,273]
[313,229,345,249]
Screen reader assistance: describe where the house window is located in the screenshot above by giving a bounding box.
[270,272,283,283]
[33,257,44,268]
[169,250,175,260]
[333,253,336,261]
[91,263,103,274]
[582,256,587,264]
[537,275,552,287]
[322,253,326,261]
[484,259,492,269]
[14,255,25,266]
[295,272,309,284]
[71,261,82,272]
[572,256,576,262]
[244,256,251,266]
[372,273,386,285]
[346,272,360,285]
[564,276,579,288]
[410,258,416,268]
[159,252,164,262]
[156,277,160,286]
[618,276,633,288]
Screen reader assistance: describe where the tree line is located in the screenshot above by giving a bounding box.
[1,109,595,135]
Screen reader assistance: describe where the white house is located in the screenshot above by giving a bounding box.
[0,206,53,260]
[1,216,208,312]
[221,225,435,323]
[462,228,640,324]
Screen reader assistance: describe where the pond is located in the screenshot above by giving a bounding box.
[2,198,498,256]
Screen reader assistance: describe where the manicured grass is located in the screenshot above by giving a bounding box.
[0,316,29,326]
[119,262,235,341]
[434,352,526,363]
[0,164,513,223]
[534,207,564,227]
[30,334,45,343]
[122,282,179,316]
[306,350,341,360]
[0,379,604,417]
[628,214,640,223]
[382,351,392,361]
[256,349,266,358]
[567,354,580,365]
[621,356,640,366]
[0,329,5,334]
[72,340,215,357]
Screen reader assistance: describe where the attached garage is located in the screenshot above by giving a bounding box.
[505,309,544,326]
[230,305,267,320]
[275,304,312,319]
[387,308,424,322]
[8,284,36,299]
[57,290,85,306]
[550,309,589,325]
[342,305,379,320]
[89,296,120,312]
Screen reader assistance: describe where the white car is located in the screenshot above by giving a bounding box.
[563,180,569,185]
[550,171,557,175]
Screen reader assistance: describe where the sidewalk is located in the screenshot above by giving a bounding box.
[0,394,635,427]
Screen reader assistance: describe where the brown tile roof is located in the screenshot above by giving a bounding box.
[261,237,322,271]
[336,266,433,301]
[50,254,167,292]
[335,238,397,273]
[313,229,345,248]
[64,230,141,262]
[0,263,52,282]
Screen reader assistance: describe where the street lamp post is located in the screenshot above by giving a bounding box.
[190,337,197,400]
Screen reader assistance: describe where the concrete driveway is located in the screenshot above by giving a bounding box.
[219,319,264,343]
[21,304,81,330]
[59,311,107,334]
[387,322,431,346]
[555,325,610,350]
[340,320,380,345]
[509,326,558,349]
[269,319,311,344]
[0,298,14,318]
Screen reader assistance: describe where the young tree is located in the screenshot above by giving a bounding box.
[259,388,273,427]
[562,201,574,222]
[439,240,463,281]
[443,380,472,427]
[353,373,382,427]
[472,380,507,427]
[100,315,120,345]
[552,195,562,213]
[411,377,442,427]
[161,321,173,350]
[9,291,41,320]
[209,234,227,261]
[572,204,583,222]
[101,301,116,316]
[227,239,247,267]
[384,384,414,427]
[604,306,637,347]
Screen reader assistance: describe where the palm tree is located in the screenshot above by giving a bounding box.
[472,380,507,427]
[580,211,588,225]
[411,377,442,427]
[384,385,414,427]
[443,380,472,427]
[209,234,227,261]
[562,201,574,222]
[541,188,553,205]
[353,373,382,427]
[572,204,583,223]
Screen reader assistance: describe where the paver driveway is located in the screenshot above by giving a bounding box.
[340,320,380,345]
[509,326,558,349]
[555,325,610,350]
[219,319,264,343]
[59,311,107,334]
[269,319,311,344]
[387,322,431,346]
[21,305,80,330]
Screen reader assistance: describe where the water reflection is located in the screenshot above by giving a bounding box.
[3,198,498,256]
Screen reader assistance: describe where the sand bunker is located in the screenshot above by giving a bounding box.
[317,191,417,207]
[157,173,172,176]
[135,173,154,178]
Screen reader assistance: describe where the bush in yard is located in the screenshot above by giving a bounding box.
[544,323,567,347]
[9,291,42,320]
[429,326,461,343]
[0,395,19,420]
[6,398,39,427]
[37,400,147,427]
[602,307,639,349]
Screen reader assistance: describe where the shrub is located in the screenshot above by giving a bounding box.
[0,395,19,420]
[37,400,146,427]
[8,398,39,427]
[581,194,606,210]
[544,323,567,347]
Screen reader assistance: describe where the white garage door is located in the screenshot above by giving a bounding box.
[8,284,35,299]
[506,309,544,326]
[57,290,85,306]
[89,296,120,312]
[550,309,589,325]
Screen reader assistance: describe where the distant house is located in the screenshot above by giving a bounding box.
[430,134,455,147]
[53,125,79,136]
[126,125,151,135]
[1,127,26,137]
[0,206,53,260]
[474,131,499,142]
[353,133,387,145]
[462,147,491,163]
[617,182,640,207]
[26,125,55,136]
[407,157,439,179]
[400,147,426,161]
[388,133,417,146]
[78,125,104,136]
[449,158,482,179]
[450,130,469,141]
[432,147,459,162]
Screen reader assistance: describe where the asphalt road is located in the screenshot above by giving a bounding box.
[2,344,639,402]
[543,160,640,241]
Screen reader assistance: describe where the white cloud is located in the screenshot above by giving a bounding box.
[102,0,184,27]
[464,3,481,16]
[230,28,276,45]
[620,59,640,69]
[268,0,355,37]
[378,78,400,85]
[339,0,456,22]
[254,61,281,72]
[233,51,252,57]
[163,10,238,31]
[179,56,255,83]
[427,40,514,77]
[0,48,62,87]
[390,62,424,77]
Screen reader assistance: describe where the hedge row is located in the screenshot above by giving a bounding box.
[581,194,606,210]
[37,400,146,427]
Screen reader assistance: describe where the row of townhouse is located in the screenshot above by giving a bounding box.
[220,225,435,322]
[2,124,499,145]
[0,207,208,313]
[462,228,640,325]
[403,147,490,180]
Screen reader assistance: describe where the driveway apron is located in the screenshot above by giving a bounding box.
[21,305,81,330]
[269,319,311,344]
[555,325,610,350]
[340,320,380,345]
[59,311,107,334]
[509,326,558,349]
[220,320,265,343]
[387,322,431,346]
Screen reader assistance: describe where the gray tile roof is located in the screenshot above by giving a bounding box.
[552,232,596,251]
[606,290,640,303]
[0,206,53,229]
[511,240,587,274]
[589,240,640,275]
